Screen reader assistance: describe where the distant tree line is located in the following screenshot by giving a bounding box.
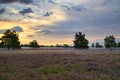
[73,32,120,49]
[0,30,120,50]
[91,42,103,48]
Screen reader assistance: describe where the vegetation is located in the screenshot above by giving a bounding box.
[74,32,89,49]
[91,43,95,48]
[29,40,40,48]
[91,43,103,48]
[0,30,120,49]
[0,49,120,80]
[21,44,29,47]
[104,35,117,48]
[95,42,103,48]
[0,30,21,49]
[63,44,70,48]
[55,44,70,48]
[0,40,4,48]
[117,42,120,48]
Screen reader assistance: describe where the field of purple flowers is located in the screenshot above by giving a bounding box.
[0,49,120,80]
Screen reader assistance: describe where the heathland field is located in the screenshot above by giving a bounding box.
[0,48,120,80]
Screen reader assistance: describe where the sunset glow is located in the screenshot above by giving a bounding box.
[0,0,120,45]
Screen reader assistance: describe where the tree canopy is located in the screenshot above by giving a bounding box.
[74,32,89,49]
[104,35,116,48]
[1,29,21,49]
[95,42,103,48]
[117,42,120,48]
[29,40,40,48]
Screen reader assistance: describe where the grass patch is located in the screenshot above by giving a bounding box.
[36,65,64,74]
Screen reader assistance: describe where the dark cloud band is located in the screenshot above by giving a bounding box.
[0,0,33,4]
[0,8,5,14]
[0,26,23,34]
[19,7,33,15]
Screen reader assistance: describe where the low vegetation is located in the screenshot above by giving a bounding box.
[0,49,120,80]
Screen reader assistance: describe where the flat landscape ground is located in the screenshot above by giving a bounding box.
[0,48,120,80]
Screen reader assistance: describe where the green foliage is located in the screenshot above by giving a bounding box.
[21,44,29,47]
[91,43,95,48]
[104,35,117,48]
[117,42,120,48]
[63,44,70,48]
[1,30,21,49]
[95,42,103,48]
[29,40,39,48]
[74,32,89,49]
[55,44,62,47]
[37,65,63,75]
[0,40,5,48]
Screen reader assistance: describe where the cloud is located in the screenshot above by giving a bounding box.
[0,0,16,3]
[71,5,86,11]
[102,0,112,5]
[43,12,53,16]
[37,29,74,35]
[62,5,70,10]
[0,26,23,34]
[0,0,120,45]
[11,26,24,32]
[37,30,51,35]
[0,0,33,4]
[0,8,5,14]
[0,1,67,24]
[27,35,34,37]
[19,7,33,15]
[20,0,33,4]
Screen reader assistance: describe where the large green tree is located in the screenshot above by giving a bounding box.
[117,42,120,48]
[104,35,116,48]
[2,30,21,49]
[0,40,4,48]
[74,32,89,49]
[29,40,39,48]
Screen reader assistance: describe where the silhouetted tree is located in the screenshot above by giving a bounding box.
[117,42,120,48]
[55,44,62,47]
[74,32,89,49]
[29,40,39,48]
[95,42,103,48]
[63,44,70,48]
[0,38,5,48]
[21,44,29,47]
[49,45,54,47]
[91,43,95,48]
[1,30,21,49]
[104,35,116,48]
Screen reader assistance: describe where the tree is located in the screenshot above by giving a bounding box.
[91,43,95,48]
[104,35,116,48]
[117,42,120,48]
[1,30,21,49]
[0,38,5,48]
[55,44,62,47]
[29,40,39,48]
[95,42,103,48]
[63,44,70,48]
[0,40,5,48]
[74,32,89,49]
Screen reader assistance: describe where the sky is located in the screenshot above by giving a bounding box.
[0,0,120,45]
